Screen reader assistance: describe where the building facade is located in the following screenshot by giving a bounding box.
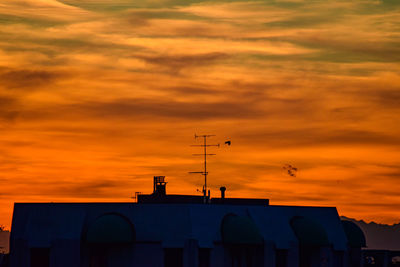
[9,177,366,267]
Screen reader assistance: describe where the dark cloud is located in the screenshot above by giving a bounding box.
[73,98,260,120]
[135,52,229,72]
[0,69,61,90]
[0,14,63,27]
[290,195,332,202]
[349,202,400,209]
[244,186,332,203]
[0,179,126,198]
[0,96,19,122]
[337,86,400,110]
[64,0,216,10]
[289,36,400,63]
[126,13,151,27]
[126,9,199,23]
[166,86,221,96]
[370,89,400,108]
[0,141,34,147]
[164,80,296,99]
[54,180,122,198]
[228,80,299,101]
[381,0,400,6]
[17,97,262,122]
[319,130,400,146]
[328,107,369,122]
[373,166,400,180]
[0,96,15,106]
[236,128,400,148]
[266,13,343,29]
[367,189,400,197]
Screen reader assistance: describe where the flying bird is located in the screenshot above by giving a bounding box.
[283,164,298,177]
[225,140,231,146]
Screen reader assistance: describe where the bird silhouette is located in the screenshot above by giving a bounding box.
[283,164,298,177]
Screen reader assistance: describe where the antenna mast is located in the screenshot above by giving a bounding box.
[189,134,219,199]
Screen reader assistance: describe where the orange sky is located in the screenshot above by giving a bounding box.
[0,0,400,229]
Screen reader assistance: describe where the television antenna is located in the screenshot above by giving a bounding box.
[131,192,142,202]
[189,134,219,200]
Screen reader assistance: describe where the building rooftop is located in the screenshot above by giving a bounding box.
[137,176,269,206]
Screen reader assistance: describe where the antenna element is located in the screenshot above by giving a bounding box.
[189,134,219,200]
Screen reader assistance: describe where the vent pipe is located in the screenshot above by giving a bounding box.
[220,186,226,199]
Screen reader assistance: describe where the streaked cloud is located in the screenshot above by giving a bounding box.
[0,0,399,227]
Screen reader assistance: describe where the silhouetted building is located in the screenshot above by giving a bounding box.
[9,176,368,267]
[363,250,400,267]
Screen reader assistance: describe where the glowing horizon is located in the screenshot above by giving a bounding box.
[1,0,400,229]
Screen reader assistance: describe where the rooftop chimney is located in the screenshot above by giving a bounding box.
[153,176,167,196]
[220,186,226,199]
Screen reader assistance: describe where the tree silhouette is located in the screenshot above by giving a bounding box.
[0,225,6,254]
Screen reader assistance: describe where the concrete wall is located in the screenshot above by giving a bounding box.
[50,239,80,267]
[9,239,29,267]
[9,238,352,267]
[134,243,163,267]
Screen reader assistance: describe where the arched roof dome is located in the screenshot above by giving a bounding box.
[86,213,135,244]
[341,220,366,247]
[290,216,330,246]
[221,214,263,245]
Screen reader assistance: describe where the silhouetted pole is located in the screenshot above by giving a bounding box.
[203,135,207,196]
[189,134,219,201]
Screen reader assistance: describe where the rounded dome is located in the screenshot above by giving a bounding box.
[290,216,329,246]
[86,213,135,244]
[341,220,366,247]
[221,214,263,245]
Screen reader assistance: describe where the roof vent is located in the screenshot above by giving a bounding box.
[220,186,226,199]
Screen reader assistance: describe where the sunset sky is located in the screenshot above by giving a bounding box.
[0,0,400,228]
